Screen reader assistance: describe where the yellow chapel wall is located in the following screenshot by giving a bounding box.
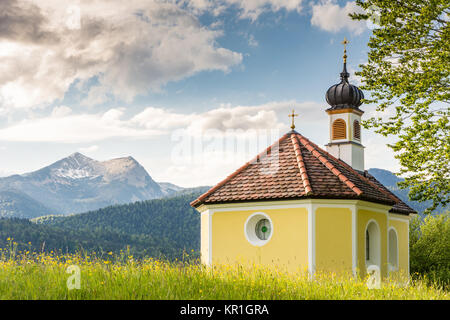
[211,207,309,273]
[357,208,388,278]
[315,207,353,274]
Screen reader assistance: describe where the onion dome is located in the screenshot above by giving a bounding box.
[325,39,364,110]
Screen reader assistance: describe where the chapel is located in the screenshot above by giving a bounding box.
[191,40,416,278]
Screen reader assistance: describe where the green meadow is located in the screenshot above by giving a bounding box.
[0,247,448,300]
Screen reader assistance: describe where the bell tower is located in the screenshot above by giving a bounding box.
[325,38,365,172]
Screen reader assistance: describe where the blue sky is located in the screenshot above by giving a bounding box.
[0,0,397,186]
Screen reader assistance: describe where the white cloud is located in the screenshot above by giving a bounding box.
[80,85,110,107]
[78,145,99,154]
[0,108,160,143]
[0,100,323,143]
[51,105,72,117]
[225,0,304,20]
[0,0,308,111]
[185,0,304,21]
[310,0,366,35]
[248,34,259,47]
[239,32,259,47]
[0,0,243,109]
[132,100,323,135]
[364,135,400,172]
[0,169,13,178]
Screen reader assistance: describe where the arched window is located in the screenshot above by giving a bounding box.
[332,119,347,140]
[354,120,361,140]
[365,220,381,268]
[388,228,398,271]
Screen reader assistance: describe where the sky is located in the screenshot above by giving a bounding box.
[0,0,399,187]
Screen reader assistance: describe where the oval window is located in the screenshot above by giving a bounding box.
[244,213,273,246]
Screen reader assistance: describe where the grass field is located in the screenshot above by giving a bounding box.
[0,246,448,300]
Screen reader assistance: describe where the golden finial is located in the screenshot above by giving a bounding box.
[341,37,349,64]
[288,109,298,130]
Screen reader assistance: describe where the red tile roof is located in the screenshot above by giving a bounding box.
[191,131,416,215]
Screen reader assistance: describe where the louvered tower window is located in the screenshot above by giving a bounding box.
[332,119,347,140]
[354,120,361,140]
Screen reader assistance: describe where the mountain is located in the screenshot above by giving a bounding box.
[0,152,165,215]
[0,190,56,219]
[159,183,211,197]
[158,182,186,196]
[368,168,448,215]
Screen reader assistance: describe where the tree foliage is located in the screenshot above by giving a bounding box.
[410,213,450,288]
[351,0,449,213]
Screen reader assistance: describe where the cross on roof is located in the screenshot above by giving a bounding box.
[341,37,349,63]
[288,110,298,130]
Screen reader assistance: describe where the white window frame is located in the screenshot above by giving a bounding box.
[365,219,381,269]
[244,212,274,247]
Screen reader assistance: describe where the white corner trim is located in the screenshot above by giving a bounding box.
[308,203,316,277]
[209,209,214,265]
[351,205,357,276]
[407,219,410,277]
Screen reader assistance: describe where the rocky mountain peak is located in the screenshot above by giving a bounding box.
[0,152,166,215]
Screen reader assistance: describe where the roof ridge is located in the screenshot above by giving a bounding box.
[190,132,291,207]
[290,133,313,195]
[298,133,399,204]
[295,133,363,196]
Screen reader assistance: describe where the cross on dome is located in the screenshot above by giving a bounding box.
[341,37,349,64]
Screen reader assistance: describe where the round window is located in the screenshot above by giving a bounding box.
[244,213,273,246]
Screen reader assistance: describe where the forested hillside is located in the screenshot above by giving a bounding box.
[368,168,448,215]
[2,193,202,260]
[0,190,56,218]
[37,193,201,254]
[0,218,176,258]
